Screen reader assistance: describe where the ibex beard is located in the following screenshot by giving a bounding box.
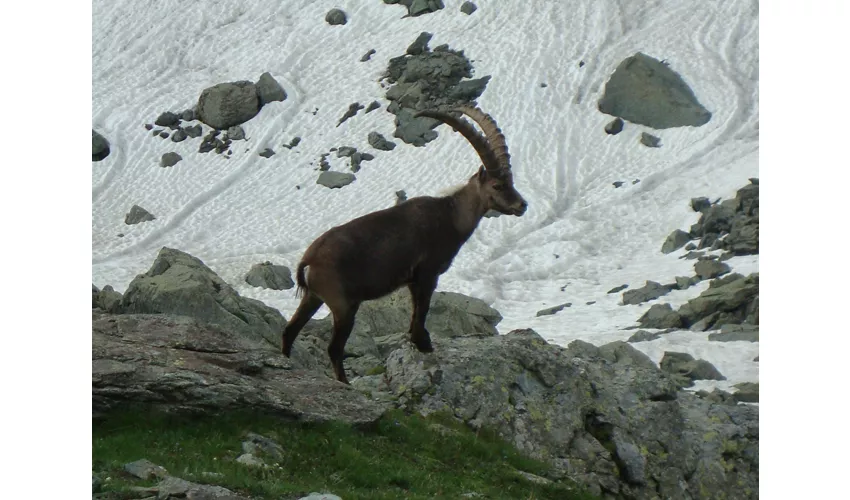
[282,106,528,384]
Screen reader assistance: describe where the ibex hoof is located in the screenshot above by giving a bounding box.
[412,338,434,354]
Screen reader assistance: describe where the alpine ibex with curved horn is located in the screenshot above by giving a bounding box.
[282,106,528,383]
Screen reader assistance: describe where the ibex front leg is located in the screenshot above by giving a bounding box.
[407,276,437,353]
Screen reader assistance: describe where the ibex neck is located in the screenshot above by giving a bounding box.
[449,184,488,237]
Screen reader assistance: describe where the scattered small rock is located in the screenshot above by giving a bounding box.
[242,432,285,461]
[159,131,170,139]
[694,259,731,280]
[256,71,287,105]
[586,301,596,305]
[319,153,331,171]
[460,1,477,15]
[622,281,673,305]
[259,148,275,158]
[613,181,625,188]
[337,102,364,127]
[325,8,348,25]
[361,49,376,62]
[181,109,195,121]
[684,242,697,251]
[640,132,661,147]
[160,152,183,168]
[144,123,153,130]
[184,124,203,138]
[125,205,156,225]
[124,459,168,480]
[337,146,357,157]
[365,101,381,113]
[154,112,180,127]
[661,229,692,254]
[540,82,548,88]
[604,118,624,135]
[733,382,758,403]
[637,303,682,329]
[317,171,356,189]
[607,284,628,294]
[659,351,726,388]
[368,131,397,151]
[407,31,433,56]
[535,302,572,317]
[236,453,266,467]
[627,330,662,343]
[170,128,187,142]
[227,125,245,141]
[350,152,374,173]
[691,197,711,212]
[245,262,295,290]
[92,130,111,161]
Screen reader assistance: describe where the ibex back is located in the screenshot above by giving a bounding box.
[282,106,528,383]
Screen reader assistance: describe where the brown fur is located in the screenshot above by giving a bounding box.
[282,107,528,383]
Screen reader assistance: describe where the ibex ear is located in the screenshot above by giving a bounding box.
[476,165,487,183]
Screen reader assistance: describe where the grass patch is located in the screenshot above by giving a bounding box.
[93,408,596,499]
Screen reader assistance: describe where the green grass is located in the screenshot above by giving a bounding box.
[93,408,597,500]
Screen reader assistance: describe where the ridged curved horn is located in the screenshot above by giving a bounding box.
[414,108,501,171]
[454,106,511,170]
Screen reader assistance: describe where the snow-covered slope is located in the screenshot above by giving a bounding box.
[92,0,759,392]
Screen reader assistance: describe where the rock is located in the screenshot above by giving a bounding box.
[318,153,331,171]
[170,128,187,142]
[245,261,295,290]
[299,494,343,500]
[124,459,168,480]
[460,1,477,15]
[96,285,123,313]
[92,130,110,161]
[676,274,758,329]
[674,275,699,290]
[181,108,196,121]
[256,72,287,105]
[753,356,759,362]
[124,205,156,225]
[604,117,624,135]
[661,229,691,254]
[694,259,731,280]
[184,124,203,138]
[93,310,387,425]
[337,102,364,127]
[226,125,245,141]
[365,100,381,113]
[640,132,661,147]
[160,151,183,168]
[708,325,759,343]
[153,476,248,499]
[407,31,433,55]
[368,131,397,151]
[236,453,266,467]
[613,181,625,188]
[535,302,571,317]
[598,52,712,129]
[92,284,100,308]
[626,330,662,343]
[691,197,711,212]
[733,382,759,403]
[395,190,408,205]
[350,152,373,173]
[608,284,628,294]
[659,351,726,388]
[688,312,719,332]
[317,171,356,189]
[259,148,275,158]
[637,303,682,329]
[622,281,672,305]
[361,49,376,62]
[325,8,347,25]
[242,432,285,462]
[159,131,170,139]
[386,0,444,17]
[383,331,757,498]
[336,146,357,157]
[197,81,260,130]
[726,215,759,255]
[119,247,287,347]
[154,112,180,127]
[695,389,737,406]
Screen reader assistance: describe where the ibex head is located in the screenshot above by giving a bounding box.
[417,105,528,216]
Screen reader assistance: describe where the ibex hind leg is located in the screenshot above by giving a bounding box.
[282,292,323,357]
[327,302,360,384]
[407,279,436,353]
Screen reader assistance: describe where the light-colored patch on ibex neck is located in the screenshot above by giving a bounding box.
[435,182,468,197]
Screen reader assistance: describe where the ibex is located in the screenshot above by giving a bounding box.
[282,106,528,383]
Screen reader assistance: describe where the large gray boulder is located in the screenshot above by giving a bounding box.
[316,171,356,189]
[677,273,758,329]
[598,52,712,129]
[245,261,294,290]
[92,130,110,161]
[196,81,260,130]
[92,311,385,425]
[621,280,672,305]
[384,332,758,498]
[120,247,286,347]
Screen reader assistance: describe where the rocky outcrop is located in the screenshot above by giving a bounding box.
[598,52,712,129]
[245,262,294,290]
[119,247,286,347]
[661,229,690,254]
[621,280,672,305]
[677,273,759,330]
[92,129,110,161]
[659,351,726,388]
[383,33,490,145]
[383,333,758,498]
[92,311,386,425]
[688,179,759,254]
